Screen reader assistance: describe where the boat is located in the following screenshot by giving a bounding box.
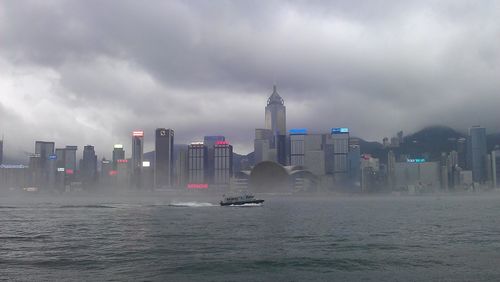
[220,194,264,206]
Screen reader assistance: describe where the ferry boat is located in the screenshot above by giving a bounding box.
[220,194,264,206]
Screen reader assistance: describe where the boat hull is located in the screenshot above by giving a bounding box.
[220,199,264,206]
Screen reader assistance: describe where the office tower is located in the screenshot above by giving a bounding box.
[254,128,273,164]
[116,159,129,188]
[467,126,487,183]
[204,135,225,184]
[64,145,78,180]
[492,148,500,188]
[155,128,174,188]
[81,145,97,187]
[188,142,208,187]
[265,85,286,165]
[112,144,125,169]
[303,134,325,176]
[329,128,349,181]
[131,130,144,189]
[456,137,467,168]
[265,85,286,135]
[290,129,307,166]
[175,146,189,188]
[55,148,66,191]
[100,158,113,187]
[387,150,396,190]
[214,140,233,188]
[0,137,3,165]
[397,131,404,144]
[348,143,361,184]
[34,141,55,189]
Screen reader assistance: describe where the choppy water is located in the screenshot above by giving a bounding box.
[2,193,500,281]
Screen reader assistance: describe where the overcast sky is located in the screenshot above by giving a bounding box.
[1,0,500,160]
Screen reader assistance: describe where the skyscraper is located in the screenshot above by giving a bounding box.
[112,144,125,169]
[265,85,286,136]
[131,130,144,188]
[214,140,233,188]
[0,137,3,165]
[81,145,97,187]
[204,135,225,184]
[265,85,287,165]
[155,128,174,188]
[34,141,55,189]
[328,128,349,182]
[254,128,273,164]
[467,126,487,183]
[188,142,208,187]
[290,128,307,166]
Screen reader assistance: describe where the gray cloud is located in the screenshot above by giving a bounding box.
[1,0,500,161]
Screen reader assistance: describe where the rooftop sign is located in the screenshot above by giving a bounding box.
[289,128,308,135]
[332,128,349,134]
[132,131,144,137]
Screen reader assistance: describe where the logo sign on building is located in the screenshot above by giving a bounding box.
[66,169,74,175]
[187,183,209,189]
[289,128,308,135]
[109,170,118,176]
[132,131,144,137]
[407,158,426,163]
[57,167,65,172]
[117,159,128,163]
[331,128,349,134]
[113,144,124,149]
[215,141,230,146]
[142,161,151,167]
[48,154,57,160]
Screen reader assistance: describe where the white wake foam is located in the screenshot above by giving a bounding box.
[226,203,263,207]
[168,201,215,207]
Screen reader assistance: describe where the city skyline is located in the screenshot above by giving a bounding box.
[2,1,500,159]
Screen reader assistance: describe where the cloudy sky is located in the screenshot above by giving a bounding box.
[1,0,500,160]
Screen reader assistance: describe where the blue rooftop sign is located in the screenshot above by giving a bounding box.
[331,127,349,134]
[289,128,308,135]
[407,158,426,163]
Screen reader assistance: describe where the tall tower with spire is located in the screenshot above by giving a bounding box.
[265,85,286,136]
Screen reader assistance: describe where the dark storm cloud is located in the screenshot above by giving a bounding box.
[1,0,500,159]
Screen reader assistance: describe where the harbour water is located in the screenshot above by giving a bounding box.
[2,193,500,281]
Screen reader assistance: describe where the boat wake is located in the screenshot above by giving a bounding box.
[226,203,263,207]
[168,201,215,208]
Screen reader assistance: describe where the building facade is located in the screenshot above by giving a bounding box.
[155,128,174,188]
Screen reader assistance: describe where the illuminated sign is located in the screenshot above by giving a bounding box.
[117,159,128,163]
[289,128,308,135]
[332,128,349,134]
[215,141,229,146]
[57,168,65,172]
[66,169,74,175]
[407,158,426,163]
[109,170,118,176]
[142,161,151,167]
[114,144,124,149]
[190,141,204,145]
[48,154,57,160]
[132,131,144,137]
[187,183,209,189]
[102,160,110,164]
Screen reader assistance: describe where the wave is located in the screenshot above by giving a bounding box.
[168,202,215,207]
[0,234,51,241]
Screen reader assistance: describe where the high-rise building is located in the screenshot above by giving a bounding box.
[265,85,286,136]
[204,135,225,184]
[264,85,287,165]
[188,142,208,187]
[175,146,189,188]
[467,126,487,183]
[214,140,233,188]
[290,129,307,166]
[64,145,78,178]
[492,148,500,188]
[34,141,55,189]
[155,128,174,188]
[254,128,273,164]
[81,145,97,187]
[131,130,144,188]
[0,137,3,165]
[112,144,125,169]
[456,137,467,168]
[329,128,349,181]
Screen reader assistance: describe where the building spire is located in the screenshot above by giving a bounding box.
[267,85,284,106]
